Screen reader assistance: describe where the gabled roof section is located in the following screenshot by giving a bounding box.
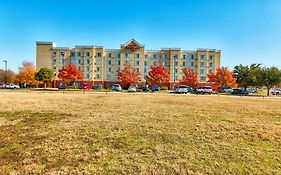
[120,39,144,50]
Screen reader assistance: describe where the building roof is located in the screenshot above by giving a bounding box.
[120,39,144,48]
[36,41,54,45]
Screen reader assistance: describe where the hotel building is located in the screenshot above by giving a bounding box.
[36,39,221,89]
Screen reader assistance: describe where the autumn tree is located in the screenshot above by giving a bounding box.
[180,68,198,88]
[35,68,55,90]
[118,64,141,87]
[0,69,16,84]
[16,62,40,87]
[146,65,170,87]
[207,67,238,88]
[58,64,83,87]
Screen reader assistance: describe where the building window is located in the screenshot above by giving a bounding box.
[53,66,56,70]
[209,69,213,74]
[60,52,65,56]
[173,61,178,66]
[107,53,112,58]
[71,59,81,64]
[97,67,101,72]
[75,52,81,57]
[97,52,102,57]
[106,74,111,79]
[107,60,112,65]
[134,54,140,59]
[116,60,121,65]
[145,54,149,59]
[190,62,194,67]
[125,53,130,58]
[210,55,214,60]
[97,74,102,79]
[182,62,186,66]
[144,61,149,66]
[201,55,206,59]
[125,60,130,65]
[52,59,56,63]
[173,54,178,59]
[153,61,157,65]
[71,52,75,57]
[106,67,111,72]
[162,61,168,66]
[85,52,90,57]
[134,61,140,66]
[190,55,194,59]
[175,69,178,73]
[183,55,187,59]
[116,53,120,58]
[162,54,168,59]
[52,52,56,57]
[173,76,178,81]
[97,60,102,65]
[144,68,147,73]
[200,69,206,74]
[85,74,90,79]
[59,59,64,64]
[153,54,158,59]
[209,62,214,67]
[86,59,91,64]
[200,62,206,67]
[84,66,90,71]
[200,76,206,81]
[136,68,140,72]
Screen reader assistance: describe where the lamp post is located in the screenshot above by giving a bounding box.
[61,52,65,88]
[3,60,7,86]
[173,55,176,90]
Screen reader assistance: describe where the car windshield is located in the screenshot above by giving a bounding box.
[179,85,187,88]
[202,87,211,89]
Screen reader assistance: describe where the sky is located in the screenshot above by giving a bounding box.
[0,0,281,72]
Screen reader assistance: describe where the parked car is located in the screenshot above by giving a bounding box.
[128,86,137,92]
[112,84,122,91]
[80,83,92,89]
[246,87,259,93]
[92,84,102,90]
[152,85,159,91]
[3,84,20,89]
[231,88,249,95]
[217,86,233,93]
[271,88,281,95]
[196,86,213,94]
[58,85,66,89]
[143,85,150,92]
[175,85,189,94]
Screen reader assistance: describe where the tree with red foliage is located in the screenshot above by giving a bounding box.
[58,64,83,86]
[180,68,198,88]
[146,65,170,87]
[118,64,141,86]
[207,67,238,87]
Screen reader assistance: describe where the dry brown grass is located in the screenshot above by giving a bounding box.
[0,91,281,174]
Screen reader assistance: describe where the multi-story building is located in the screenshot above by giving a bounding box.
[36,39,221,89]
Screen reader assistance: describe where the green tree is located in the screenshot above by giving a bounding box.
[35,68,54,90]
[256,66,281,96]
[233,63,261,90]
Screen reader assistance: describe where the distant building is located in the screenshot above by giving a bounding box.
[36,39,221,88]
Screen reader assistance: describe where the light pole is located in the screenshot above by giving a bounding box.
[61,52,65,88]
[3,60,7,86]
[173,55,176,90]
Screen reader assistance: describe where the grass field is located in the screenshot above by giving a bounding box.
[0,91,281,174]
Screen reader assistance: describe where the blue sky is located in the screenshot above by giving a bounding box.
[0,0,281,72]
